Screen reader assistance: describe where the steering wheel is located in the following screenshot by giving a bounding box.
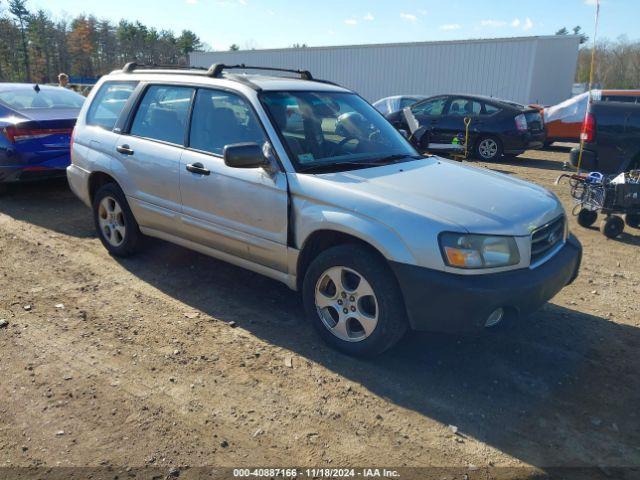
[329,136,359,157]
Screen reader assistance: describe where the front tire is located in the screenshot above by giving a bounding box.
[474,136,503,161]
[302,244,408,357]
[92,183,142,256]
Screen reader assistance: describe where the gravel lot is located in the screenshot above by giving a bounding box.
[0,146,639,477]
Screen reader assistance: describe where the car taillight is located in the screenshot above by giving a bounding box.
[1,125,73,143]
[515,113,528,132]
[581,112,596,143]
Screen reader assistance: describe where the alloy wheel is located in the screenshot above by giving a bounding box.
[314,266,379,342]
[478,138,499,159]
[98,196,126,247]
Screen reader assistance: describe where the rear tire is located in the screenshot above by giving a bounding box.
[302,244,408,357]
[474,136,503,161]
[92,183,142,257]
[625,213,640,229]
[577,208,598,228]
[600,216,624,239]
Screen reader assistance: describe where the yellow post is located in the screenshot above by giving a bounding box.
[463,116,471,159]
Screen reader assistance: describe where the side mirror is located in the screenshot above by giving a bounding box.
[223,143,267,169]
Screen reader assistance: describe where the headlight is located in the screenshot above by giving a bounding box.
[439,233,520,269]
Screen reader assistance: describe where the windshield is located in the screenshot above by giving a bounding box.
[261,91,419,172]
[0,87,85,111]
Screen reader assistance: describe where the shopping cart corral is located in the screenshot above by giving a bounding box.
[556,170,640,238]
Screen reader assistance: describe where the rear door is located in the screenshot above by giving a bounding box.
[76,80,139,175]
[436,97,482,149]
[114,84,194,233]
[179,88,289,272]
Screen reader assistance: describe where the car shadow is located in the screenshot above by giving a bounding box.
[543,145,574,153]
[112,237,640,470]
[0,179,95,238]
[501,156,569,172]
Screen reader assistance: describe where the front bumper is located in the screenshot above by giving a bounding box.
[390,234,582,333]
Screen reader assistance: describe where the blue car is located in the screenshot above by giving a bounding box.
[0,83,85,190]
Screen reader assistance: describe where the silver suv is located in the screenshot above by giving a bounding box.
[68,64,582,356]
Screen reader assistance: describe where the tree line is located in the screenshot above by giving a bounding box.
[0,0,203,83]
[552,26,639,90]
[576,38,640,90]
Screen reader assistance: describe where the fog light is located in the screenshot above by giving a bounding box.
[485,308,504,327]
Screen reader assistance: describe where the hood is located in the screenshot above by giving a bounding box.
[302,157,564,236]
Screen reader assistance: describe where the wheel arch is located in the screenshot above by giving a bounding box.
[294,217,416,291]
[88,171,120,204]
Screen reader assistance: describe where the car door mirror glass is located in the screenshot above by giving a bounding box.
[224,142,267,168]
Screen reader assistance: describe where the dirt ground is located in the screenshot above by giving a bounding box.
[0,146,639,478]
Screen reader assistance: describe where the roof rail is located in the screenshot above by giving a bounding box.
[206,63,313,80]
[117,62,335,92]
[122,62,207,73]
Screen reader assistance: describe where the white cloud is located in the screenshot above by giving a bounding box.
[328,30,336,35]
[511,18,520,27]
[523,17,533,31]
[266,9,275,15]
[363,12,374,21]
[481,19,507,27]
[418,9,427,15]
[344,18,358,25]
[400,13,418,22]
[439,23,461,31]
[584,0,598,5]
[186,0,197,4]
[237,0,246,4]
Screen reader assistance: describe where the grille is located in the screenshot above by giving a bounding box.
[530,216,565,265]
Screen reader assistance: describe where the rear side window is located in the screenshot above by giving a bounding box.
[189,89,266,155]
[130,85,194,145]
[482,103,500,115]
[86,81,138,130]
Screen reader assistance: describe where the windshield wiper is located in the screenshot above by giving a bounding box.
[297,154,423,173]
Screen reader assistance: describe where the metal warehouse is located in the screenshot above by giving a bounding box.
[190,35,580,106]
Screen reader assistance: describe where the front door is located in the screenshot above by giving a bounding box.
[407,96,448,150]
[179,88,289,272]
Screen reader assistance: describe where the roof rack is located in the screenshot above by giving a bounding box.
[118,62,335,91]
[206,64,313,80]
[122,62,207,73]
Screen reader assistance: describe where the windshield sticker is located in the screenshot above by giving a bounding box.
[298,153,315,164]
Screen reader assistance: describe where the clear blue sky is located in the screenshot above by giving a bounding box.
[30,0,637,51]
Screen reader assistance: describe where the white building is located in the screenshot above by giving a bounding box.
[190,35,580,106]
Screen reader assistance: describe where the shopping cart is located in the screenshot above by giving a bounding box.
[556,170,640,238]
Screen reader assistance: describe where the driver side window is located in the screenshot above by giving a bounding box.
[411,97,447,116]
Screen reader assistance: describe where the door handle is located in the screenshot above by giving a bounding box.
[116,144,134,155]
[186,162,210,176]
